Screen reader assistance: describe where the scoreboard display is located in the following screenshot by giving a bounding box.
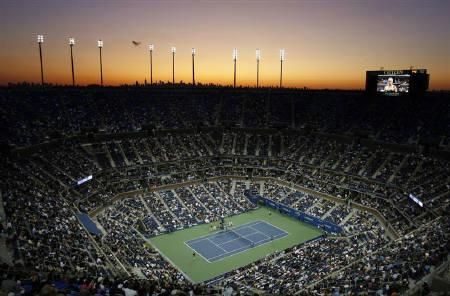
[366,69,429,96]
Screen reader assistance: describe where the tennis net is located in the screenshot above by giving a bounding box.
[230,229,254,245]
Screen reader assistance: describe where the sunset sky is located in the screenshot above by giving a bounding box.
[0,0,449,89]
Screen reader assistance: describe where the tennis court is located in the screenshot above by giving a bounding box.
[185,220,288,262]
[148,207,324,283]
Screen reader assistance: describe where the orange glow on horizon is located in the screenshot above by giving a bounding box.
[0,1,449,90]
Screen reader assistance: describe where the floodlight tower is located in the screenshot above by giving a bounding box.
[192,48,196,86]
[171,46,176,85]
[98,40,103,86]
[37,35,44,85]
[256,48,261,88]
[69,38,76,86]
[279,49,285,88]
[149,44,154,85]
[233,48,238,88]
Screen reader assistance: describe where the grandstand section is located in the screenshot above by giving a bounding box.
[0,87,448,295]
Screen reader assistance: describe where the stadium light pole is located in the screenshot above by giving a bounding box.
[149,44,154,85]
[279,49,285,88]
[256,48,261,88]
[69,37,76,86]
[171,46,176,85]
[192,48,196,86]
[37,35,44,85]
[233,48,238,88]
[98,40,103,86]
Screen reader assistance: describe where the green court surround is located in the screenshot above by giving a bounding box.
[147,207,324,283]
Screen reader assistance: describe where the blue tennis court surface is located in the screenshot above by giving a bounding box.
[186,220,288,262]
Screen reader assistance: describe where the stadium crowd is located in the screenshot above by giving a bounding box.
[0,87,449,148]
[0,86,448,295]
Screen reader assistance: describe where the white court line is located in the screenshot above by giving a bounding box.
[186,220,259,250]
[247,224,271,240]
[186,220,288,262]
[207,221,287,261]
[183,241,213,263]
[188,237,209,246]
[206,237,228,253]
[185,230,247,262]
[187,221,261,261]
[217,223,269,248]
[208,244,250,262]
[186,222,250,245]
[190,228,243,247]
[253,220,289,236]
[186,236,234,262]
[247,221,289,242]
[218,230,254,248]
[207,232,287,262]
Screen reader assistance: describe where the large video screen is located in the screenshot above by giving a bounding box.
[377,74,410,96]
